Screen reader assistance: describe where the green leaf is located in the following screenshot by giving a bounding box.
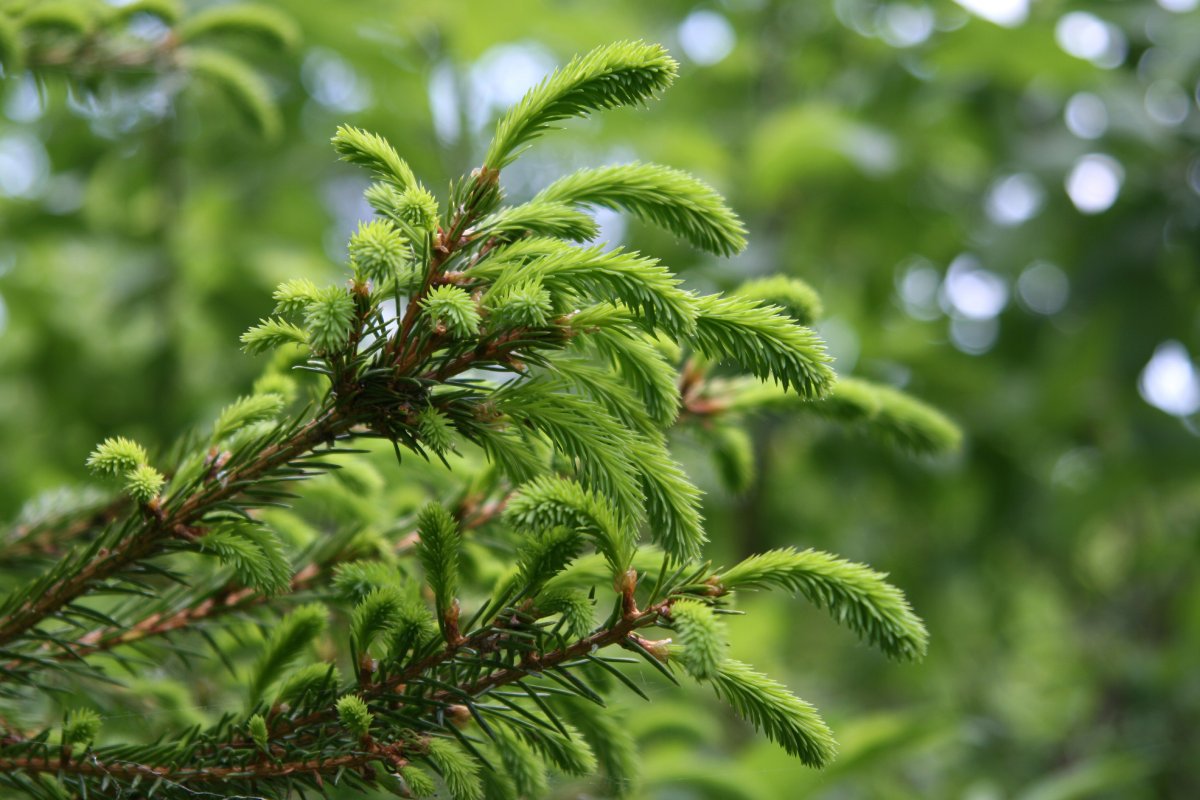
[86,437,148,475]
[106,0,181,25]
[240,317,308,354]
[399,764,438,798]
[670,599,725,679]
[198,523,292,596]
[479,241,694,336]
[176,3,300,51]
[414,502,462,632]
[690,293,835,398]
[335,694,373,737]
[272,277,319,315]
[628,435,706,562]
[495,378,644,523]
[734,275,824,326]
[185,47,282,141]
[248,603,327,703]
[426,737,483,800]
[515,526,584,594]
[61,708,101,746]
[422,285,481,338]
[349,218,411,283]
[304,285,356,353]
[537,589,594,640]
[350,586,405,656]
[417,405,456,454]
[536,162,746,256]
[332,125,417,191]
[578,320,681,429]
[491,725,548,799]
[506,476,631,576]
[20,1,95,35]
[123,464,165,503]
[211,393,285,442]
[716,547,928,660]
[477,201,599,244]
[485,279,553,329]
[486,40,678,169]
[0,15,24,73]
[273,663,341,708]
[514,720,598,777]
[704,659,836,767]
[246,713,268,750]
[560,698,640,797]
[811,377,962,456]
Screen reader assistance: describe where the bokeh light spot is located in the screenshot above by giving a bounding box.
[678,10,736,65]
[941,254,1008,320]
[1017,262,1069,315]
[1139,341,1200,417]
[1064,92,1107,139]
[985,173,1044,226]
[0,133,49,199]
[1055,12,1126,68]
[952,0,1029,27]
[303,48,372,113]
[1065,154,1122,214]
[1144,80,1189,126]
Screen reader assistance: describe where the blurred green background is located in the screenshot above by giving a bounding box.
[2,0,1198,797]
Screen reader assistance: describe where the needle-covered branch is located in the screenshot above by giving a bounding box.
[0,39,951,800]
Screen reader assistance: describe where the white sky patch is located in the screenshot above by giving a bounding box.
[952,0,1029,28]
[985,173,1044,226]
[1017,261,1069,315]
[1139,341,1200,417]
[1065,154,1123,214]
[941,254,1008,320]
[678,10,736,65]
[1064,92,1107,139]
[1157,0,1198,11]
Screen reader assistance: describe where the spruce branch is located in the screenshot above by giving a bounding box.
[0,39,947,798]
[4,1,295,138]
[484,41,678,169]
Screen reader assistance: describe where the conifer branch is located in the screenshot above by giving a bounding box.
[0,408,348,651]
[0,39,946,798]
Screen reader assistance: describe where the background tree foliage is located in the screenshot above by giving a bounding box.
[1,0,1197,798]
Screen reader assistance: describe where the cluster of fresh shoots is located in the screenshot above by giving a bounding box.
[0,40,957,799]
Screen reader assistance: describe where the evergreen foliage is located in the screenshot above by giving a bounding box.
[0,39,959,799]
[0,0,296,139]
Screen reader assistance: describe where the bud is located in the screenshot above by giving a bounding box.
[349,219,410,282]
